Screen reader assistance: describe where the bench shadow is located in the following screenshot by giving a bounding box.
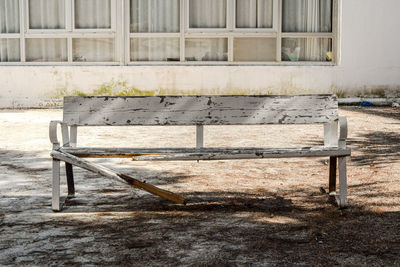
[341,106,400,121]
[348,131,400,167]
[18,185,400,266]
[2,148,400,266]
[304,130,400,167]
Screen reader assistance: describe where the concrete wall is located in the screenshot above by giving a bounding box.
[1,0,400,108]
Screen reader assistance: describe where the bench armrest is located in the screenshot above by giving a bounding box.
[339,116,348,148]
[49,120,70,149]
[324,116,348,148]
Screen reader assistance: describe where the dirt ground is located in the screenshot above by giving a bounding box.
[0,107,399,266]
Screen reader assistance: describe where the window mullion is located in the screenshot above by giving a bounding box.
[180,0,186,61]
[227,0,233,30]
[227,0,234,61]
[67,37,72,62]
[20,0,26,62]
[124,0,130,64]
[333,0,341,65]
[65,0,72,32]
[111,0,117,32]
[276,0,282,62]
[114,0,123,64]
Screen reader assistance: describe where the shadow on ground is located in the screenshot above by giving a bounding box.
[341,106,400,121]
[1,177,399,266]
[349,131,400,166]
[1,139,400,265]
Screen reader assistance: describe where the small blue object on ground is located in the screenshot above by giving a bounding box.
[360,101,373,107]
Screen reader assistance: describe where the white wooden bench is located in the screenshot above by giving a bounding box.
[49,95,350,211]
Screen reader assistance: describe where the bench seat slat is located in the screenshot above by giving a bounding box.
[61,146,350,160]
[63,95,338,126]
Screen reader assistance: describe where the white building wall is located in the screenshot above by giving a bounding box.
[0,0,399,108]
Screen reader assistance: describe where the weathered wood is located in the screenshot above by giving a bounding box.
[51,150,185,205]
[52,159,61,211]
[70,125,78,147]
[196,125,204,149]
[60,146,351,160]
[63,95,338,126]
[51,94,350,211]
[130,148,351,161]
[337,156,347,208]
[339,116,348,148]
[324,120,339,147]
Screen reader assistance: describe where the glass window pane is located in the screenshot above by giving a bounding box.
[26,38,67,62]
[0,0,19,33]
[130,0,179,33]
[189,0,226,28]
[73,38,114,62]
[0,39,20,62]
[185,38,227,61]
[236,0,273,28]
[283,0,332,32]
[29,0,65,29]
[75,0,111,29]
[234,38,276,61]
[131,38,179,61]
[282,38,332,61]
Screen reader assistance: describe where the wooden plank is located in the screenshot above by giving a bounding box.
[337,156,348,208]
[60,146,351,160]
[63,95,338,126]
[52,159,61,211]
[196,125,204,149]
[51,150,185,205]
[324,120,339,147]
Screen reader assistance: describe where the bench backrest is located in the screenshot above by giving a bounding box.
[63,95,338,126]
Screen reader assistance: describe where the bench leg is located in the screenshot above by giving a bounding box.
[336,156,348,208]
[65,163,75,197]
[329,156,337,195]
[52,159,61,211]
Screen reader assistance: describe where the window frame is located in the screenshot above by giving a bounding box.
[0,0,341,66]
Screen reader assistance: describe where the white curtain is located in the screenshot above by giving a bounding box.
[189,0,226,28]
[185,38,227,61]
[0,0,19,33]
[26,38,67,62]
[282,38,331,61]
[75,0,111,29]
[130,0,179,61]
[73,38,114,62]
[29,0,65,29]
[0,0,19,62]
[283,0,332,32]
[73,0,113,62]
[236,0,273,28]
[187,0,227,61]
[0,39,20,62]
[26,0,67,61]
[131,0,179,32]
[131,38,179,61]
[282,0,332,61]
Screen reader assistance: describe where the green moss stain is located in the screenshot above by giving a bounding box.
[52,79,398,99]
[52,79,276,98]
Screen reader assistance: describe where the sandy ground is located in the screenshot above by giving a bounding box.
[0,107,399,266]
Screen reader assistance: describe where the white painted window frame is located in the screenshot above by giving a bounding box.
[0,0,121,65]
[127,0,340,66]
[0,0,341,66]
